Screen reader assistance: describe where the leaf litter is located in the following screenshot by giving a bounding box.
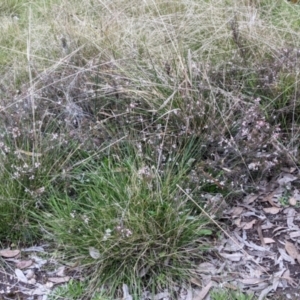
[0,244,79,299]
[189,171,300,299]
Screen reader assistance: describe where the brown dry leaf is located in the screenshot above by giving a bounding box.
[231,207,244,217]
[0,249,20,258]
[193,281,212,300]
[289,197,297,206]
[263,207,281,214]
[285,241,299,259]
[282,269,291,280]
[48,276,70,284]
[263,238,275,244]
[56,266,66,277]
[243,194,258,204]
[223,283,238,290]
[16,259,33,269]
[242,219,256,230]
[262,191,280,207]
[234,218,241,227]
[190,277,202,287]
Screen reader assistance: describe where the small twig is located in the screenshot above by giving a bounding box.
[255,219,266,247]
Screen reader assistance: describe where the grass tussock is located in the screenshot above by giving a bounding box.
[38,144,212,296]
[0,0,300,298]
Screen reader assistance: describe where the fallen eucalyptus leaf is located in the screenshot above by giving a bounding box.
[0,249,20,258]
[285,241,299,259]
[263,207,281,214]
[15,268,28,283]
[242,219,256,230]
[16,259,33,269]
[243,194,258,204]
[231,207,244,217]
[263,238,275,244]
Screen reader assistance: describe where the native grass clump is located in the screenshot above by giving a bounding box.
[39,146,212,297]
